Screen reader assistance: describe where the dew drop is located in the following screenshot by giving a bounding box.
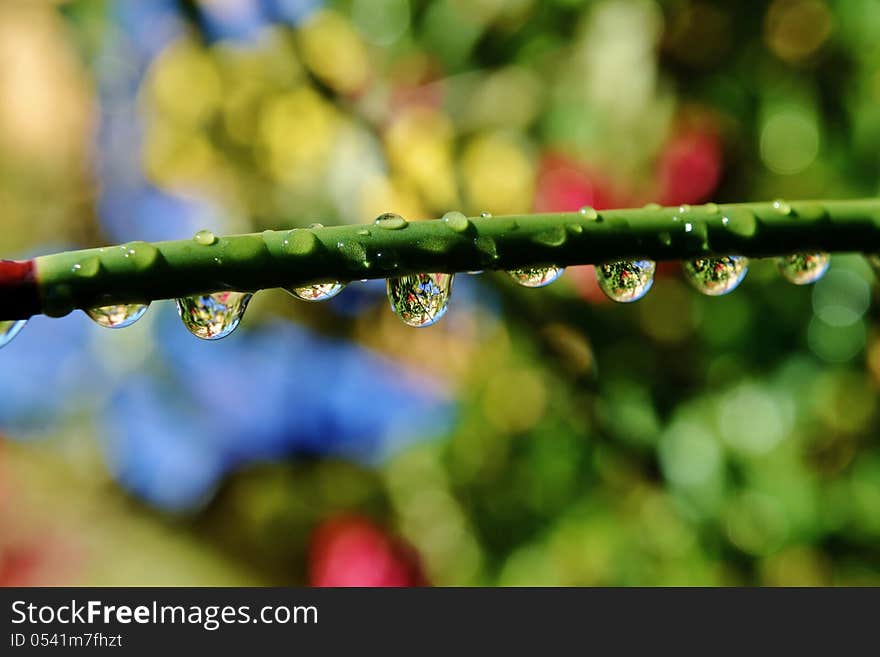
[772,199,792,215]
[374,213,408,230]
[683,256,749,296]
[643,202,662,210]
[86,303,150,329]
[337,240,370,269]
[658,231,672,246]
[357,228,371,237]
[596,260,656,303]
[866,253,880,274]
[777,252,830,285]
[480,212,493,218]
[0,320,27,350]
[724,208,758,237]
[442,211,470,233]
[282,228,320,256]
[679,204,692,214]
[507,266,564,288]
[193,229,217,246]
[72,256,101,278]
[567,224,583,235]
[286,282,345,302]
[176,291,252,340]
[579,206,600,220]
[387,273,453,327]
[704,202,720,214]
[474,235,498,264]
[532,226,567,248]
[121,242,160,270]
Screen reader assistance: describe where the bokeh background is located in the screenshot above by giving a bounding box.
[2,0,880,586]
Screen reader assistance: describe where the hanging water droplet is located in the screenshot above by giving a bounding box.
[683,256,749,296]
[86,303,150,329]
[480,212,493,218]
[772,199,792,215]
[176,291,252,340]
[596,260,656,303]
[387,273,453,327]
[507,266,564,288]
[374,213,408,230]
[866,253,880,274]
[442,211,470,233]
[286,282,345,302]
[777,252,830,285]
[193,229,217,246]
[579,206,599,220]
[0,320,27,350]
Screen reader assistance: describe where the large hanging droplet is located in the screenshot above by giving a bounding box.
[86,303,150,329]
[596,260,656,303]
[777,252,830,285]
[683,256,749,296]
[387,273,453,327]
[286,282,345,302]
[507,266,565,288]
[0,320,27,350]
[176,292,252,340]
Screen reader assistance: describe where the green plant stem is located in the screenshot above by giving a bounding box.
[3,199,880,321]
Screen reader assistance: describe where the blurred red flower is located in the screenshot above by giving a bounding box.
[657,128,723,206]
[309,516,427,587]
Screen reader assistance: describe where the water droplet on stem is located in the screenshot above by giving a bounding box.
[193,230,217,246]
[596,260,656,303]
[176,292,252,340]
[683,256,748,296]
[287,282,345,302]
[777,252,829,285]
[374,213,408,230]
[87,303,150,329]
[387,273,453,327]
[507,266,565,288]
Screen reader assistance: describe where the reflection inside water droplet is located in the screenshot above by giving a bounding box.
[286,282,345,302]
[596,260,656,303]
[176,291,252,340]
[507,266,565,288]
[86,303,150,329]
[777,252,830,285]
[683,256,749,296]
[0,320,27,350]
[387,273,453,327]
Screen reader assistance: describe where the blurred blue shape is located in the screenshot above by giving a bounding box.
[262,0,322,25]
[115,0,186,61]
[327,279,386,316]
[0,314,107,434]
[95,303,454,510]
[198,0,268,43]
[102,376,226,511]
